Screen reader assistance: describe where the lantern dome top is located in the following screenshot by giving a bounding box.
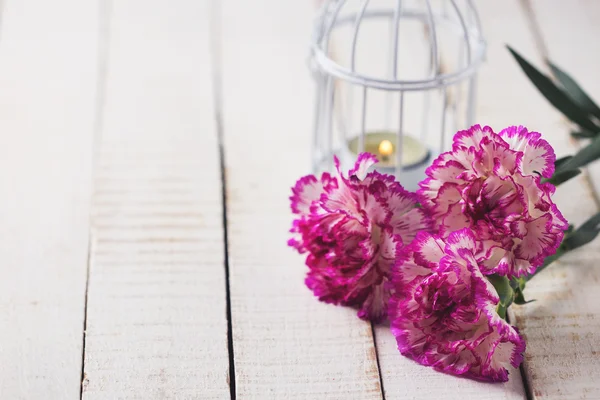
[310,0,486,91]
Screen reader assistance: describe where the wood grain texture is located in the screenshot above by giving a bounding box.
[0,1,98,398]
[506,1,600,399]
[81,1,230,398]
[219,1,383,398]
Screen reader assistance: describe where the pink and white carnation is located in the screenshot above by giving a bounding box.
[289,153,431,321]
[389,229,525,382]
[419,125,568,278]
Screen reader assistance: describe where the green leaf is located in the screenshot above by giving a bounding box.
[572,131,596,139]
[509,276,531,305]
[490,275,513,306]
[488,275,514,319]
[513,291,536,305]
[555,155,573,169]
[509,282,519,291]
[548,61,600,120]
[566,224,575,235]
[509,276,525,291]
[558,134,600,172]
[544,168,581,186]
[564,211,600,251]
[566,230,600,250]
[575,212,600,232]
[508,46,600,133]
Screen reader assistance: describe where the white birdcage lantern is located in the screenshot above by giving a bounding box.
[309,0,486,189]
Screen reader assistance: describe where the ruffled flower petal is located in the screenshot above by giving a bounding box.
[290,173,336,215]
[411,231,446,269]
[453,124,498,150]
[389,229,526,382]
[348,153,379,180]
[418,124,567,278]
[290,153,432,321]
[499,125,555,178]
[513,212,564,268]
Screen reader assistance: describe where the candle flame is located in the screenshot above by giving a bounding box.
[378,140,394,157]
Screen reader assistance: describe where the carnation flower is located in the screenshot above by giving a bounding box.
[389,229,525,382]
[289,153,431,321]
[419,125,568,278]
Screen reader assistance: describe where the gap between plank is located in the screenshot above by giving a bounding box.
[507,311,533,400]
[79,236,92,399]
[209,1,236,398]
[370,323,386,400]
[80,0,113,397]
[217,111,236,400]
[216,104,236,399]
[519,364,534,400]
[325,10,386,398]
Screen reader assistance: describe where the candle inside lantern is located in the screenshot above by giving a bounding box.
[344,131,431,190]
[378,139,394,162]
[347,131,429,169]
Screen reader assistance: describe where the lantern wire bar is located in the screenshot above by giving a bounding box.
[311,5,485,91]
[467,74,477,125]
[310,0,486,177]
[450,0,472,64]
[326,76,335,170]
[466,0,483,38]
[440,87,448,151]
[350,0,369,72]
[453,19,466,134]
[360,87,367,153]
[424,0,446,153]
[312,73,324,172]
[396,92,404,176]
[423,0,439,78]
[420,0,438,142]
[323,0,347,54]
[465,0,482,126]
[392,0,402,177]
[352,0,370,153]
[391,0,402,81]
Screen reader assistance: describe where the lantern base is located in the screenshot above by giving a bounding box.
[314,132,437,191]
[346,131,430,169]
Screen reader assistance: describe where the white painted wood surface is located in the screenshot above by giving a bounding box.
[0,1,99,398]
[1,0,600,398]
[506,1,600,399]
[81,1,230,398]
[219,1,383,399]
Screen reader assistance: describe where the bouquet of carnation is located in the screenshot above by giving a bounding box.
[289,114,600,381]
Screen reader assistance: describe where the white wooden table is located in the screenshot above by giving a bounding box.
[1,1,599,399]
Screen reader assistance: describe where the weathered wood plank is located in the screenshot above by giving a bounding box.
[506,1,600,398]
[81,1,230,398]
[219,1,383,398]
[0,0,98,398]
